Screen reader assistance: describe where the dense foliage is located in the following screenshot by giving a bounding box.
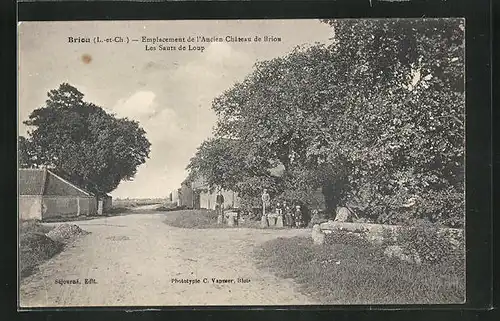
[397,224,464,265]
[186,19,465,227]
[19,83,151,195]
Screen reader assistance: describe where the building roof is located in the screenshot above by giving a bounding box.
[19,168,93,197]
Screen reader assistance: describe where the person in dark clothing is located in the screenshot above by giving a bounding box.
[215,191,225,216]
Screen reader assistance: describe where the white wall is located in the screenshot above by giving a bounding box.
[19,195,42,220]
[198,189,240,210]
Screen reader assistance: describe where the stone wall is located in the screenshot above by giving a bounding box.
[19,195,42,220]
[318,221,464,245]
[41,196,97,219]
[314,221,464,264]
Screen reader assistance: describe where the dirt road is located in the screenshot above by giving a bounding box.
[20,212,317,307]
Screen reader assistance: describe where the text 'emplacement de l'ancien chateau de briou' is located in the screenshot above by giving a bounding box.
[68,35,283,53]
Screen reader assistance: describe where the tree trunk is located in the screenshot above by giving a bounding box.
[322,182,337,218]
[322,175,348,219]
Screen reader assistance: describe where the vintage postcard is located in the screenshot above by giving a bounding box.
[18,19,465,307]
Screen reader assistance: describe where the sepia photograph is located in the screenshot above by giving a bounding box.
[18,19,465,307]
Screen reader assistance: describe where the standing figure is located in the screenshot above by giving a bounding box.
[294,205,303,228]
[215,190,225,219]
[275,202,283,216]
[261,189,270,217]
[269,202,282,227]
[275,202,285,227]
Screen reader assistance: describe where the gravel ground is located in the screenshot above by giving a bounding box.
[46,224,90,243]
[19,211,316,307]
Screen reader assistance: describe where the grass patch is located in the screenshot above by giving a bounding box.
[113,198,166,208]
[19,220,54,235]
[19,220,62,279]
[106,206,131,215]
[163,209,262,229]
[42,215,103,223]
[156,203,186,212]
[254,234,465,304]
[41,207,131,223]
[163,209,227,229]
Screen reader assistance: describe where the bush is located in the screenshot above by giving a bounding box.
[414,188,464,228]
[19,232,64,278]
[396,222,462,265]
[324,230,372,248]
[352,187,464,228]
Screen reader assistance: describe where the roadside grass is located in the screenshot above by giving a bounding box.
[155,202,185,212]
[254,234,465,304]
[19,220,54,235]
[19,220,61,278]
[113,198,166,208]
[162,209,263,229]
[41,207,131,223]
[106,206,131,215]
[42,215,104,223]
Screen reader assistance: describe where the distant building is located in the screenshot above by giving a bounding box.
[171,189,179,206]
[178,181,194,208]
[100,194,113,214]
[19,168,111,220]
[190,176,240,210]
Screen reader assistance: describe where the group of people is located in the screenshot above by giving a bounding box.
[262,189,307,228]
[214,188,308,228]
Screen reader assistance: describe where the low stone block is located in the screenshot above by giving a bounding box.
[276,215,284,228]
[312,224,325,245]
[334,207,354,223]
[267,215,277,227]
[227,215,236,226]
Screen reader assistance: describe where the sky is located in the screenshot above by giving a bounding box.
[18,20,333,198]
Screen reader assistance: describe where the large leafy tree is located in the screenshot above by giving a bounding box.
[20,83,151,195]
[186,137,282,199]
[320,19,465,226]
[186,48,346,214]
[187,19,465,227]
[18,136,35,168]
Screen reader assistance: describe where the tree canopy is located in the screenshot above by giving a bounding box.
[186,19,465,227]
[20,83,151,195]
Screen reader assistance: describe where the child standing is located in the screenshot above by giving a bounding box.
[294,205,303,228]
